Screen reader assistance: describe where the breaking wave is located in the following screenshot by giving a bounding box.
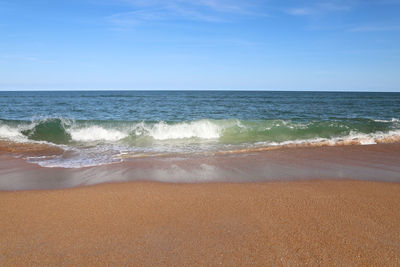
[1,117,399,168]
[132,120,222,140]
[70,126,128,142]
[1,117,400,146]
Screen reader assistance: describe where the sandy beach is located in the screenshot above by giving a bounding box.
[1,180,400,265]
[1,144,400,265]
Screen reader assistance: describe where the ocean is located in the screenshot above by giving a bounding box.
[1,90,399,168]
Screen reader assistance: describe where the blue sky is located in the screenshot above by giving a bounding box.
[0,0,399,91]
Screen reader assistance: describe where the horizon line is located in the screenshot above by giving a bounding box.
[0,89,399,93]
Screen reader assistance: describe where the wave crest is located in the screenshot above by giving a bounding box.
[21,118,71,144]
[0,124,26,141]
[133,120,222,140]
[69,126,128,142]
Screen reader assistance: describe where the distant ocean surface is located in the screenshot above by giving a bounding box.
[1,90,400,168]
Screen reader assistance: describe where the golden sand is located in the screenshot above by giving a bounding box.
[1,180,400,266]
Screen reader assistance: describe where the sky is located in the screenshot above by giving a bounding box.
[0,0,399,91]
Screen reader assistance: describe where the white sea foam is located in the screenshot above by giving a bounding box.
[133,120,222,140]
[69,126,128,142]
[345,131,376,145]
[0,124,26,141]
[373,118,400,123]
[254,129,400,149]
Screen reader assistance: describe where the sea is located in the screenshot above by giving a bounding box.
[1,90,399,168]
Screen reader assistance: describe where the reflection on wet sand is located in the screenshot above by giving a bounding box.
[1,143,400,190]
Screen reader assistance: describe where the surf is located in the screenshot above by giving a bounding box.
[1,117,399,145]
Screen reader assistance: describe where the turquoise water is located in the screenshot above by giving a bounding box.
[1,91,399,167]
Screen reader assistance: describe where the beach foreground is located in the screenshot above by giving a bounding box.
[1,180,400,265]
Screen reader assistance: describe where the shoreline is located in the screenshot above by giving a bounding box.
[1,180,400,265]
[1,143,400,190]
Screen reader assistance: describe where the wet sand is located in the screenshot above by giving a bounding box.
[1,143,400,190]
[1,144,400,265]
[1,180,400,265]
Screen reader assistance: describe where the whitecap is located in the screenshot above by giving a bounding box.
[133,120,222,140]
[69,126,128,142]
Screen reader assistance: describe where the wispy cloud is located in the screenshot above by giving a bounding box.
[107,0,260,28]
[119,0,252,13]
[349,25,400,32]
[108,9,166,27]
[286,0,352,16]
[1,54,57,64]
[286,7,314,16]
[1,54,37,61]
